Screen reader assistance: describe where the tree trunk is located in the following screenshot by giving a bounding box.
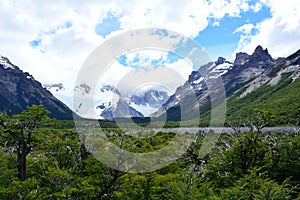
[17,139,28,181]
[80,143,88,161]
[18,152,27,181]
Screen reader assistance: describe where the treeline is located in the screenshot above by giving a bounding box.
[0,105,299,199]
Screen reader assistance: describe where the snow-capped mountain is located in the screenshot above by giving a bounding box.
[129,90,169,116]
[0,55,19,70]
[2,45,299,123]
[152,56,234,118]
[152,45,283,120]
[94,85,170,119]
[95,85,143,119]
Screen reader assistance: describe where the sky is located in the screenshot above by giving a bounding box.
[0,0,300,109]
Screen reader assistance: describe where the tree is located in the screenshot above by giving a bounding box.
[0,105,50,181]
[247,109,275,132]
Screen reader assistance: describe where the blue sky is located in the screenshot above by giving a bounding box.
[90,4,272,61]
[0,0,300,108]
[88,2,273,61]
[88,2,273,63]
[91,4,272,68]
[95,12,121,37]
[195,5,272,60]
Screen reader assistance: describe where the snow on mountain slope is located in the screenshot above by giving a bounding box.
[0,55,18,70]
[92,84,171,119]
[152,57,233,117]
[94,85,143,119]
[129,89,170,116]
[129,102,158,117]
[153,46,280,119]
[95,85,120,119]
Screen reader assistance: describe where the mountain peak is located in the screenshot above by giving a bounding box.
[254,45,264,53]
[0,56,74,119]
[0,55,19,70]
[215,57,227,65]
[100,85,120,95]
[234,45,273,65]
[234,52,250,65]
[252,45,272,61]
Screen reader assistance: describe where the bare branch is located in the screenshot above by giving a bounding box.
[2,141,18,164]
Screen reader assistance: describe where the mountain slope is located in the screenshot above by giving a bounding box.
[227,74,300,125]
[152,56,234,120]
[0,55,74,119]
[156,46,300,126]
[226,49,300,125]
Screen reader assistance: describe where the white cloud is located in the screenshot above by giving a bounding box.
[98,56,192,97]
[124,50,169,67]
[99,61,133,88]
[114,59,192,97]
[234,24,255,53]
[234,24,255,35]
[213,21,220,27]
[235,0,300,57]
[251,2,262,13]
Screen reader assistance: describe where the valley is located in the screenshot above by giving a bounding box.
[1,46,299,199]
[1,1,300,198]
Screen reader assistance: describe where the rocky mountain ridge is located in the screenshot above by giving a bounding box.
[239,49,300,98]
[153,45,300,122]
[0,55,74,119]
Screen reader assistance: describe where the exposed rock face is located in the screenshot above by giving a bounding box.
[152,56,234,119]
[215,57,227,65]
[154,45,297,121]
[251,45,272,61]
[239,48,300,98]
[233,45,272,66]
[0,56,74,119]
[234,52,250,65]
[130,90,169,108]
[223,45,276,92]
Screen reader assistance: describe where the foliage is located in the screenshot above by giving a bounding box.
[0,104,50,181]
[0,106,299,199]
[226,74,300,126]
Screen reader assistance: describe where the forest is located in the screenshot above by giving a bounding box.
[0,105,299,199]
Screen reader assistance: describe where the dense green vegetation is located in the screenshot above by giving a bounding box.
[0,105,299,199]
[226,74,300,126]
